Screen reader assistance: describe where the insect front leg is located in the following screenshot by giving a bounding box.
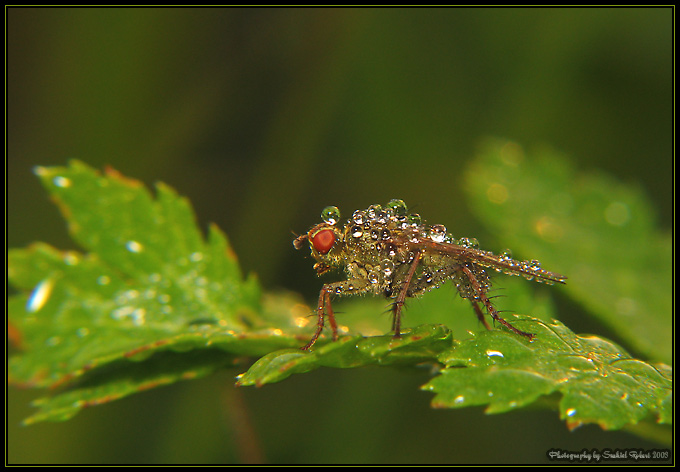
[301,278,369,350]
[460,264,534,340]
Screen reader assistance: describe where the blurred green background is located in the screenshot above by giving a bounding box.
[8,7,672,464]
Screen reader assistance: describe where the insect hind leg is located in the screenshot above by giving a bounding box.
[470,299,492,330]
[460,264,534,340]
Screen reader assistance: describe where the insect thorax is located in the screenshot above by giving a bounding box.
[339,207,486,300]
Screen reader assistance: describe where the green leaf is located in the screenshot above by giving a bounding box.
[236,324,454,387]
[464,139,672,363]
[422,317,671,431]
[8,158,672,436]
[8,161,307,423]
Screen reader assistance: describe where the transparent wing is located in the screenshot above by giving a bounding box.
[391,235,567,285]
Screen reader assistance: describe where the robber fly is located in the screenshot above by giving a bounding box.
[293,199,566,350]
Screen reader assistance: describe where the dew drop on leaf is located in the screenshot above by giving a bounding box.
[52,176,71,188]
[126,240,144,253]
[26,278,54,313]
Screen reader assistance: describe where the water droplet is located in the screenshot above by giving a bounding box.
[189,252,203,262]
[381,259,394,277]
[428,224,447,243]
[351,226,363,238]
[458,237,479,249]
[63,251,80,265]
[352,210,365,224]
[454,395,465,405]
[528,259,542,270]
[126,240,143,253]
[386,199,408,217]
[366,204,382,220]
[132,308,146,326]
[566,408,577,417]
[486,349,504,358]
[26,278,55,312]
[408,213,421,226]
[321,206,341,225]
[97,275,111,285]
[53,176,72,188]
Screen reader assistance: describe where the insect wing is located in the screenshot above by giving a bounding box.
[399,237,567,285]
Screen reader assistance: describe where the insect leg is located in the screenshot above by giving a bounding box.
[460,264,534,340]
[301,284,337,351]
[469,299,492,330]
[392,251,422,338]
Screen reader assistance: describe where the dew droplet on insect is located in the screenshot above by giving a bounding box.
[428,224,447,243]
[352,210,365,224]
[528,259,542,270]
[386,199,408,217]
[351,226,363,238]
[458,237,479,249]
[321,206,341,225]
[366,204,381,220]
[381,259,394,277]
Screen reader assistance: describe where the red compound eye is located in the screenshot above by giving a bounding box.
[311,229,336,255]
